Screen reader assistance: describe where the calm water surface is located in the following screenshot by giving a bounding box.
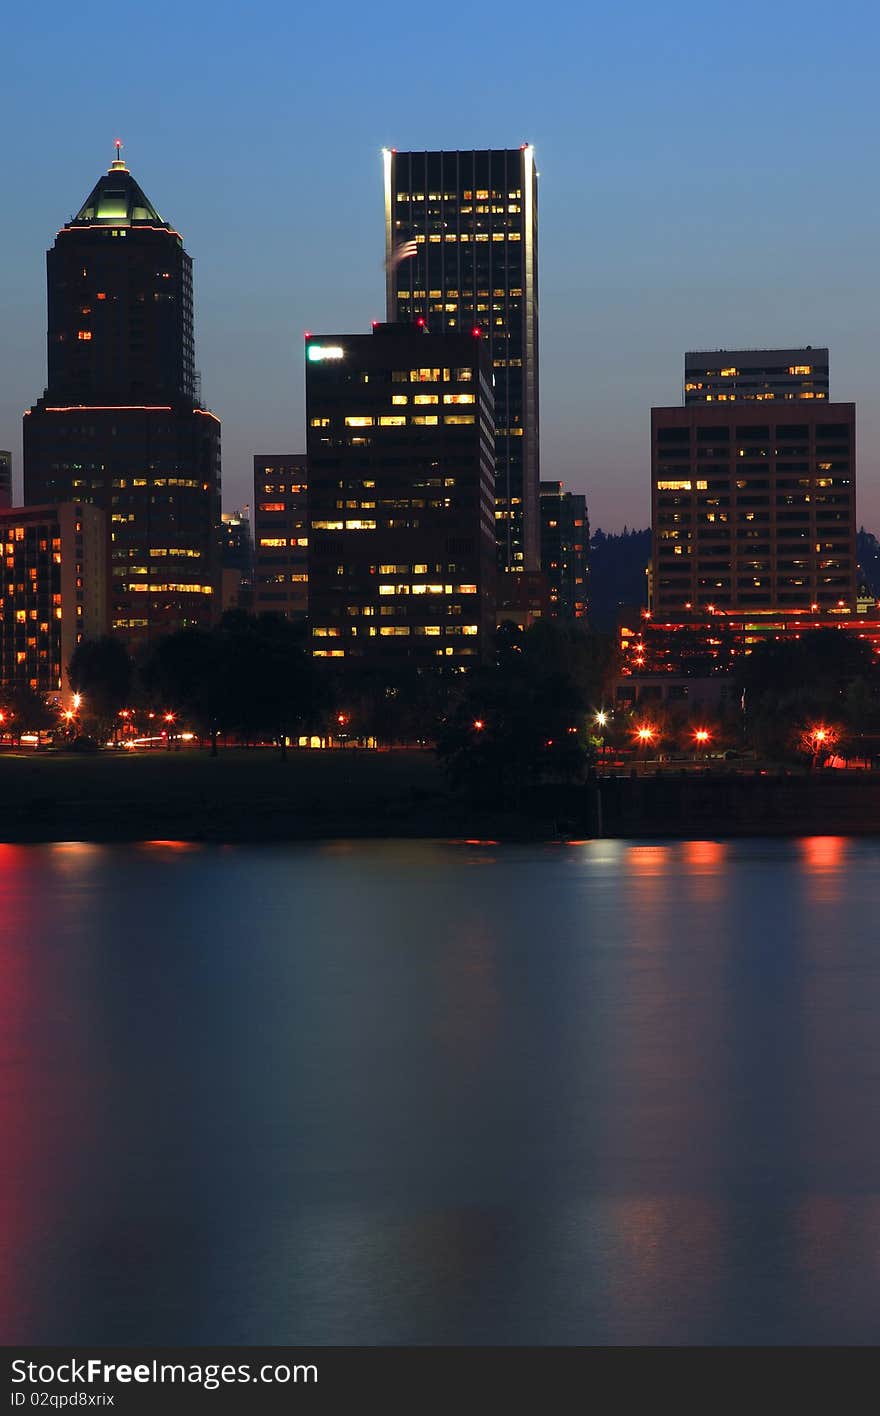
[2,836,880,1345]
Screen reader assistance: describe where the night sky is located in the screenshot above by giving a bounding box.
[2,0,878,532]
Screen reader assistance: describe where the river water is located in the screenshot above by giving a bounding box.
[2,836,879,1345]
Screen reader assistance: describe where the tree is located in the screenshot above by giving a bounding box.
[437,622,610,805]
[141,628,224,752]
[68,636,133,740]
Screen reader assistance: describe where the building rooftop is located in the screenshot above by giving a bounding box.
[65,144,169,229]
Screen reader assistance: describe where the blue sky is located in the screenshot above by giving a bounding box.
[2,0,878,531]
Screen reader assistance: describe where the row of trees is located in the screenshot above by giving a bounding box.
[7,614,880,782]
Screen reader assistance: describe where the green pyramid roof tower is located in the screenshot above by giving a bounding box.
[68,143,167,228]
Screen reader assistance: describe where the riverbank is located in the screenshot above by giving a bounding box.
[2,749,880,842]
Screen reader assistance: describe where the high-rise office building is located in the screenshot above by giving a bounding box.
[252,456,309,618]
[539,481,589,619]
[684,348,829,404]
[0,452,11,509]
[0,502,107,701]
[383,147,539,573]
[651,401,856,614]
[23,146,221,648]
[305,323,495,665]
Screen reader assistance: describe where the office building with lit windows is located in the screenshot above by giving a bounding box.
[253,457,308,618]
[23,148,221,648]
[305,323,495,665]
[0,502,107,702]
[684,348,829,404]
[651,401,856,615]
[383,147,539,573]
[539,481,589,619]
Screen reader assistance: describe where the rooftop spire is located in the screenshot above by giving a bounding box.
[110,137,127,173]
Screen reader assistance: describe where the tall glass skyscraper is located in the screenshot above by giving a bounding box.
[384,147,539,572]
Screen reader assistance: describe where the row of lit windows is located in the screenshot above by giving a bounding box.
[314,625,479,637]
[378,583,477,595]
[335,414,477,428]
[126,583,213,594]
[408,232,521,243]
[259,537,308,547]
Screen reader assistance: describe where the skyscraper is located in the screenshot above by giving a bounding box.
[383,147,539,573]
[305,323,496,665]
[23,146,221,648]
[684,348,829,404]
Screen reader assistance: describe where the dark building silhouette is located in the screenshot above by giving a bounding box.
[539,481,589,619]
[0,452,11,509]
[684,348,829,404]
[252,456,308,618]
[384,147,539,573]
[23,146,221,648]
[651,401,856,614]
[221,508,254,613]
[306,323,495,664]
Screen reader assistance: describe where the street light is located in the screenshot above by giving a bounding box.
[473,718,485,731]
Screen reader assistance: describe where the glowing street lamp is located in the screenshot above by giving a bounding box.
[72,693,82,711]
[636,725,655,745]
[694,728,710,745]
[594,711,608,729]
[472,718,485,732]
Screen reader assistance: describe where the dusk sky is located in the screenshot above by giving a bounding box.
[3,0,879,532]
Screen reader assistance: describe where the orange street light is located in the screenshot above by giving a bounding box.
[694,728,710,745]
[636,725,654,743]
[473,719,485,731]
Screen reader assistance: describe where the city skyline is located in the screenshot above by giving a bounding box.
[2,1,880,534]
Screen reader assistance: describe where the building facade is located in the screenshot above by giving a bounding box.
[383,147,539,573]
[539,480,589,619]
[305,323,495,665]
[23,148,221,649]
[252,456,308,618]
[651,402,856,615]
[0,503,107,701]
[684,348,829,404]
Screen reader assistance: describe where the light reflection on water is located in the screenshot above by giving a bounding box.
[2,836,880,1345]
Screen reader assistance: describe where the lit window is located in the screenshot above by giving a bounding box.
[77,330,92,341]
[344,416,373,427]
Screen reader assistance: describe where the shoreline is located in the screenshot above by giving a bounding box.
[3,748,880,845]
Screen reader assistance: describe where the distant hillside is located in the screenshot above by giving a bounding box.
[589,528,651,632]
